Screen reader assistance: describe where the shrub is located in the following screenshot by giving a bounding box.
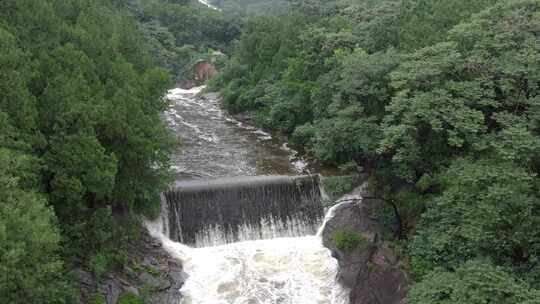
[118,292,143,304]
[89,252,112,280]
[408,260,540,304]
[89,293,106,304]
[322,175,360,201]
[331,230,365,252]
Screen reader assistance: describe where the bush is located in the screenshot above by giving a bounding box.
[89,294,106,304]
[118,292,143,304]
[331,230,365,252]
[322,175,360,201]
[408,260,540,304]
[0,149,73,303]
[291,123,316,147]
[89,252,113,280]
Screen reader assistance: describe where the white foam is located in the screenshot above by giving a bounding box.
[167,86,205,99]
[292,158,308,173]
[145,203,351,304]
[191,215,320,248]
[200,133,219,143]
[252,129,271,137]
[198,0,220,10]
[280,143,292,152]
[180,236,347,304]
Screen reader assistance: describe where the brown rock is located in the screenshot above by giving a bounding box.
[74,228,187,304]
[321,184,409,304]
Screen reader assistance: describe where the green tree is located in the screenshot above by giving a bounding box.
[381,0,540,180]
[410,159,540,281]
[299,48,400,164]
[409,260,540,304]
[0,0,175,273]
[0,147,72,303]
[398,0,498,51]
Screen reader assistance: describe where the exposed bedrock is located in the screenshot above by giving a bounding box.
[179,58,220,89]
[74,228,186,304]
[321,185,409,304]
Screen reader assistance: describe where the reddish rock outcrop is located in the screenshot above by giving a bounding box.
[193,60,217,82]
[180,59,218,89]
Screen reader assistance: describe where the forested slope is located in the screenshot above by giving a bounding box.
[0,0,237,302]
[211,0,540,302]
[209,0,290,14]
[122,0,242,79]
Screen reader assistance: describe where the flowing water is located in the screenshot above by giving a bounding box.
[198,0,220,10]
[163,175,325,247]
[148,86,348,304]
[165,88,307,180]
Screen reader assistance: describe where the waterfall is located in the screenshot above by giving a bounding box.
[198,0,220,10]
[163,175,325,247]
[146,196,349,304]
[148,86,349,304]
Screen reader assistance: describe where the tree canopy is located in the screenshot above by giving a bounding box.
[212,0,540,302]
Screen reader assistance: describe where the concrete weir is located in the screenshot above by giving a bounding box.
[163,175,325,247]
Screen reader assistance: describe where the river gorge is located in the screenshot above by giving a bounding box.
[146,87,350,303]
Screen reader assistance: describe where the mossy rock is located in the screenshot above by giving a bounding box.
[331,230,366,252]
[118,292,142,304]
[88,293,106,304]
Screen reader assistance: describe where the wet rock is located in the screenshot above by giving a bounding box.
[74,228,186,304]
[73,268,97,289]
[101,279,122,304]
[73,268,98,304]
[121,285,140,297]
[138,272,171,291]
[321,184,408,304]
[168,259,186,283]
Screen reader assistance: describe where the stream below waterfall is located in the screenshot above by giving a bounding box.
[147,86,349,304]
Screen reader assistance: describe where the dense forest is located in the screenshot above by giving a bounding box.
[122,0,242,79]
[211,0,540,302]
[0,0,239,302]
[209,0,290,14]
[1,0,540,303]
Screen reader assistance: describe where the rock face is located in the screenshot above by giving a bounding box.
[193,60,217,82]
[179,59,219,89]
[74,228,186,304]
[321,185,408,304]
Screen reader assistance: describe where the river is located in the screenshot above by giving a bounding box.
[147,86,348,304]
[164,87,308,180]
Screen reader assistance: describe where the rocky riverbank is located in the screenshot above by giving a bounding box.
[321,185,409,304]
[74,228,186,304]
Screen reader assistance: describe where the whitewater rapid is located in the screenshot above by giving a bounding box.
[147,216,348,304]
[151,87,348,303]
[147,223,346,304]
[198,0,220,10]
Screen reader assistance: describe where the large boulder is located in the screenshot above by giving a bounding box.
[321,184,408,304]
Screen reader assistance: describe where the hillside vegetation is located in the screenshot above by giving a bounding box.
[123,0,242,79]
[0,0,237,302]
[211,0,540,302]
[210,0,290,14]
